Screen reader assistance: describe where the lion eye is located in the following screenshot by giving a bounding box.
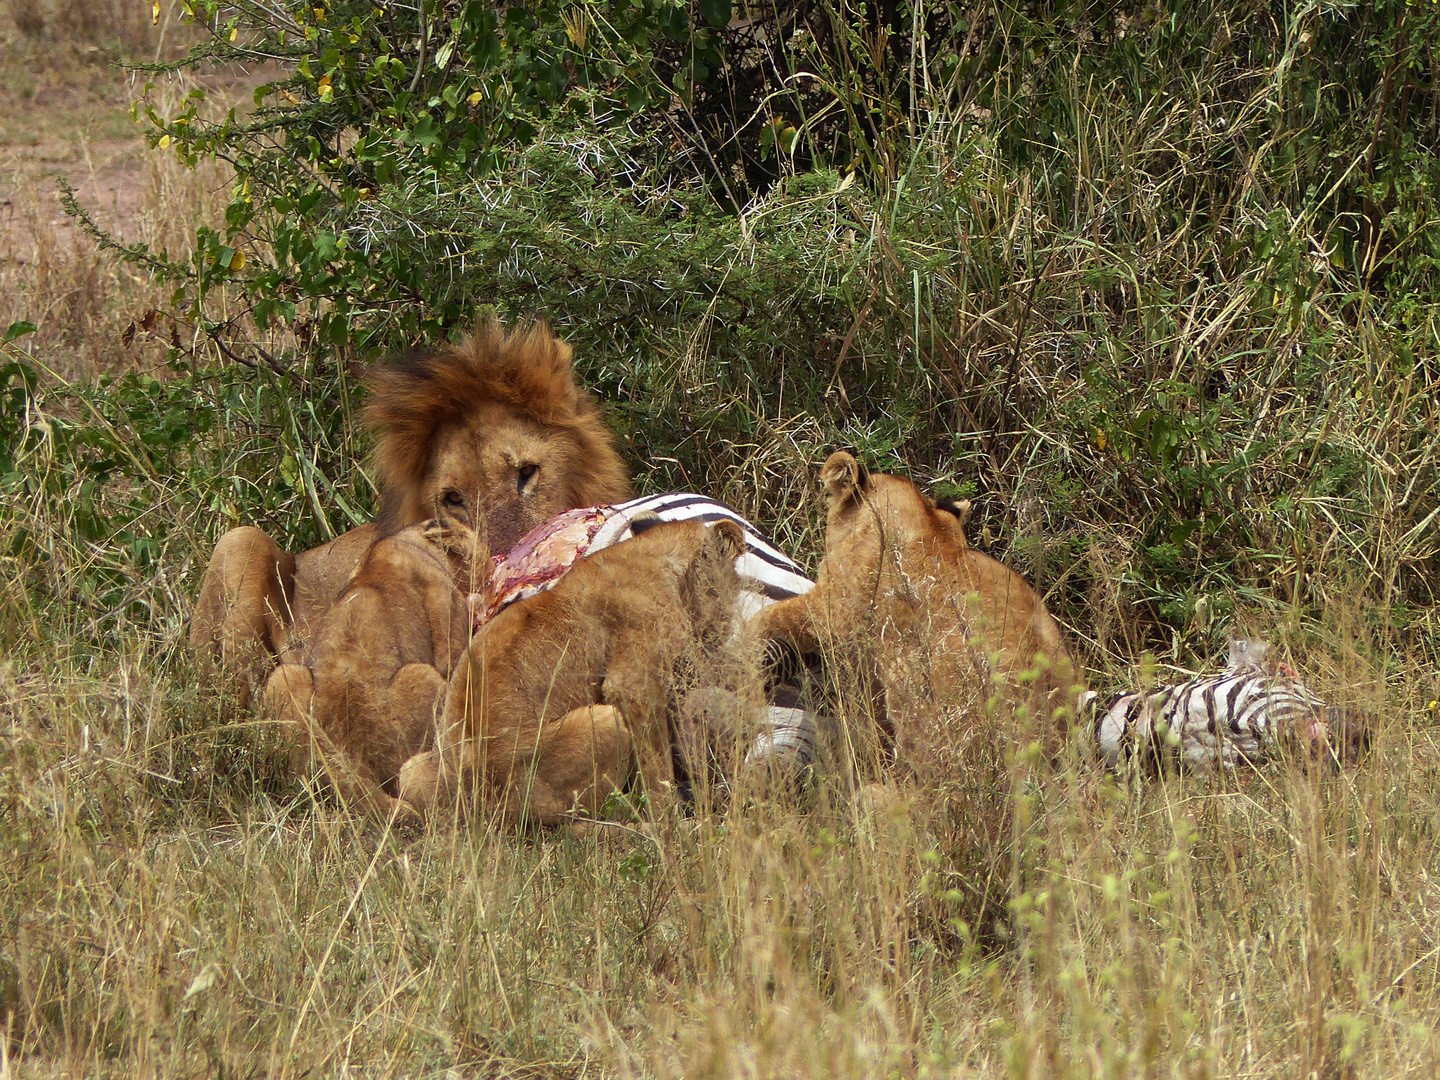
[442,490,465,507]
[516,464,538,492]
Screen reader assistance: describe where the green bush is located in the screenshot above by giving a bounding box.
[30,0,1440,668]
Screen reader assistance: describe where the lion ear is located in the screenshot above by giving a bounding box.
[629,509,665,535]
[935,497,971,525]
[821,450,866,501]
[708,519,746,561]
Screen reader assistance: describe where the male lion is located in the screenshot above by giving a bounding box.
[189,319,632,700]
[748,451,1081,780]
[264,520,487,824]
[398,517,754,826]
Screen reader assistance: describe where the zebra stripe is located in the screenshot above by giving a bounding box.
[591,493,815,609]
[1090,673,1328,771]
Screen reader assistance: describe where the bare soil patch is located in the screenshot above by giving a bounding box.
[0,23,269,375]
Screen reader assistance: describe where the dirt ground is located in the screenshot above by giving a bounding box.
[0,33,163,246]
[0,14,267,375]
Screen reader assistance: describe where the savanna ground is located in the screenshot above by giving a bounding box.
[3,1,1440,1077]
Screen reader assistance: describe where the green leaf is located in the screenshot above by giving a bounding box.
[3,321,36,344]
[697,0,729,29]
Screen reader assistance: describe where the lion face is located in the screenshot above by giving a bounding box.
[423,400,607,553]
[366,319,633,555]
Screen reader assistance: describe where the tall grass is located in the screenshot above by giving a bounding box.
[4,1,1440,1076]
[1,603,1432,1077]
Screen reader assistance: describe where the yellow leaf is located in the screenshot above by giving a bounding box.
[158,134,171,149]
[229,251,246,271]
[1094,428,1107,451]
[466,90,483,106]
[152,0,160,24]
[229,26,238,41]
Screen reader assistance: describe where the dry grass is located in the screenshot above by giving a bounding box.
[2,358,1435,1078]
[5,0,159,55]
[1,612,1435,1078]
[0,0,232,380]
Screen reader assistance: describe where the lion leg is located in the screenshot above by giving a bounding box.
[263,662,314,728]
[748,593,826,656]
[397,748,445,817]
[263,662,316,781]
[398,656,484,821]
[504,704,634,825]
[192,526,297,705]
[264,663,420,828]
[387,662,447,742]
[601,661,676,810]
[382,662,449,814]
[399,703,633,828]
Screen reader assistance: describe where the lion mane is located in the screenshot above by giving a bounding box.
[365,318,631,531]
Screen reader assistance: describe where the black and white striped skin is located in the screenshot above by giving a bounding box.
[1091,673,1328,772]
[593,493,815,619]
[1085,640,1364,772]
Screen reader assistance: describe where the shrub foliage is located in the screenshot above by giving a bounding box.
[13,0,1440,664]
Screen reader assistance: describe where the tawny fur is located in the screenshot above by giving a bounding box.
[264,520,487,825]
[366,317,631,536]
[399,519,751,827]
[749,451,1082,780]
[191,318,632,701]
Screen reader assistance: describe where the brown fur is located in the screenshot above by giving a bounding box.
[190,318,632,699]
[365,317,632,547]
[264,520,487,825]
[398,519,751,827]
[749,451,1082,779]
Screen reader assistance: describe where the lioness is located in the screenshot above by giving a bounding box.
[190,318,632,700]
[398,517,753,826]
[749,451,1081,778]
[264,520,487,824]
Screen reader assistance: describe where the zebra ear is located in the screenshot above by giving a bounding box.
[1226,638,1271,673]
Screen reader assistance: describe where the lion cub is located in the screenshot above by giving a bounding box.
[749,451,1080,779]
[398,517,751,826]
[264,520,487,825]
